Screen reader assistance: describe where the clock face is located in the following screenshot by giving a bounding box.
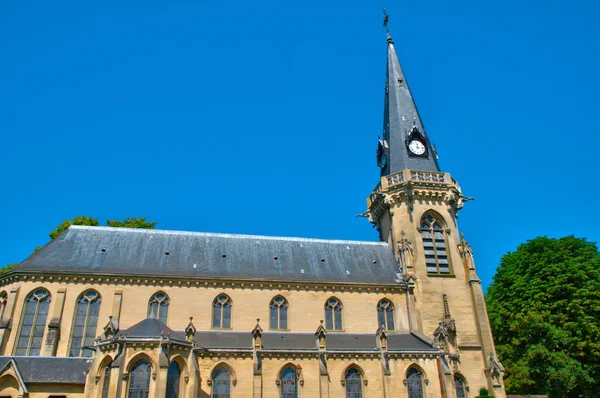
[408,140,426,155]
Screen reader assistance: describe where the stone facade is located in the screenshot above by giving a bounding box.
[0,30,506,398]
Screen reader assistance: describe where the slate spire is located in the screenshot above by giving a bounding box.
[378,33,440,175]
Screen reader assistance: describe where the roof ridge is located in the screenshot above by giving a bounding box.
[68,225,388,246]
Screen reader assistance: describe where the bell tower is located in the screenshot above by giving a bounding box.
[366,27,507,398]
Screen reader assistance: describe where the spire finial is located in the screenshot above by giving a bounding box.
[382,7,390,32]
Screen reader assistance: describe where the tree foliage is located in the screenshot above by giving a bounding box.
[49,215,99,239]
[486,236,600,398]
[1,215,158,273]
[105,217,157,229]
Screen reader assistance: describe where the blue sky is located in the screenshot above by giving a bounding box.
[1,0,598,290]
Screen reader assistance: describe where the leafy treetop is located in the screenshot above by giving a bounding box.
[486,236,600,398]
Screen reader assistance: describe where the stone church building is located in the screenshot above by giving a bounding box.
[0,32,506,398]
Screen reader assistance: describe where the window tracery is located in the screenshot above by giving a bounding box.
[69,290,101,357]
[377,299,395,331]
[148,292,169,324]
[270,296,288,330]
[212,294,232,329]
[325,297,343,331]
[15,288,51,356]
[420,213,451,274]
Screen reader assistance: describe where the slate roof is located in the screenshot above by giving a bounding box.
[382,33,440,175]
[190,330,436,352]
[116,318,187,342]
[15,226,403,285]
[0,356,91,384]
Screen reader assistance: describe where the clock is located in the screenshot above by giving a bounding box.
[408,140,426,155]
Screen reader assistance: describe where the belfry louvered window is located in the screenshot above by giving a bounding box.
[270,296,288,330]
[15,289,51,356]
[377,299,395,331]
[420,214,451,274]
[70,290,101,357]
[212,294,232,329]
[148,292,169,324]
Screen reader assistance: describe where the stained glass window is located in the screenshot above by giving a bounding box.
[212,368,231,398]
[407,368,424,398]
[128,358,151,398]
[101,362,112,398]
[148,292,169,324]
[280,366,297,398]
[70,290,101,357]
[455,375,467,398]
[15,289,51,356]
[345,367,362,398]
[270,296,288,330]
[377,299,395,331]
[421,214,451,274]
[166,361,181,398]
[325,297,343,331]
[212,295,232,329]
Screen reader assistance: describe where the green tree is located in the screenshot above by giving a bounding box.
[476,388,494,397]
[49,215,99,239]
[486,236,600,398]
[105,217,157,229]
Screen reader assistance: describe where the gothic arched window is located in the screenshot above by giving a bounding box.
[128,358,151,398]
[148,292,169,324]
[270,296,288,330]
[211,367,231,398]
[345,367,363,398]
[420,213,451,274]
[455,375,467,398]
[325,297,343,331]
[0,291,7,319]
[15,288,51,356]
[280,366,298,398]
[407,367,424,398]
[101,361,113,398]
[212,294,232,329]
[70,290,101,357]
[166,361,181,398]
[377,299,395,331]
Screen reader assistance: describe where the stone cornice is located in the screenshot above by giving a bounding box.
[0,271,406,294]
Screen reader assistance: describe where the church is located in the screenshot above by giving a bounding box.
[0,28,506,398]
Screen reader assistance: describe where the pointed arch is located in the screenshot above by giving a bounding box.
[269,295,289,330]
[127,356,152,398]
[341,364,366,398]
[404,364,427,398]
[69,289,101,357]
[148,291,169,324]
[277,363,300,398]
[167,354,188,398]
[98,354,114,398]
[419,211,452,275]
[453,373,468,398]
[212,294,232,329]
[14,287,51,356]
[126,352,156,373]
[324,297,343,331]
[377,298,395,331]
[209,362,236,398]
